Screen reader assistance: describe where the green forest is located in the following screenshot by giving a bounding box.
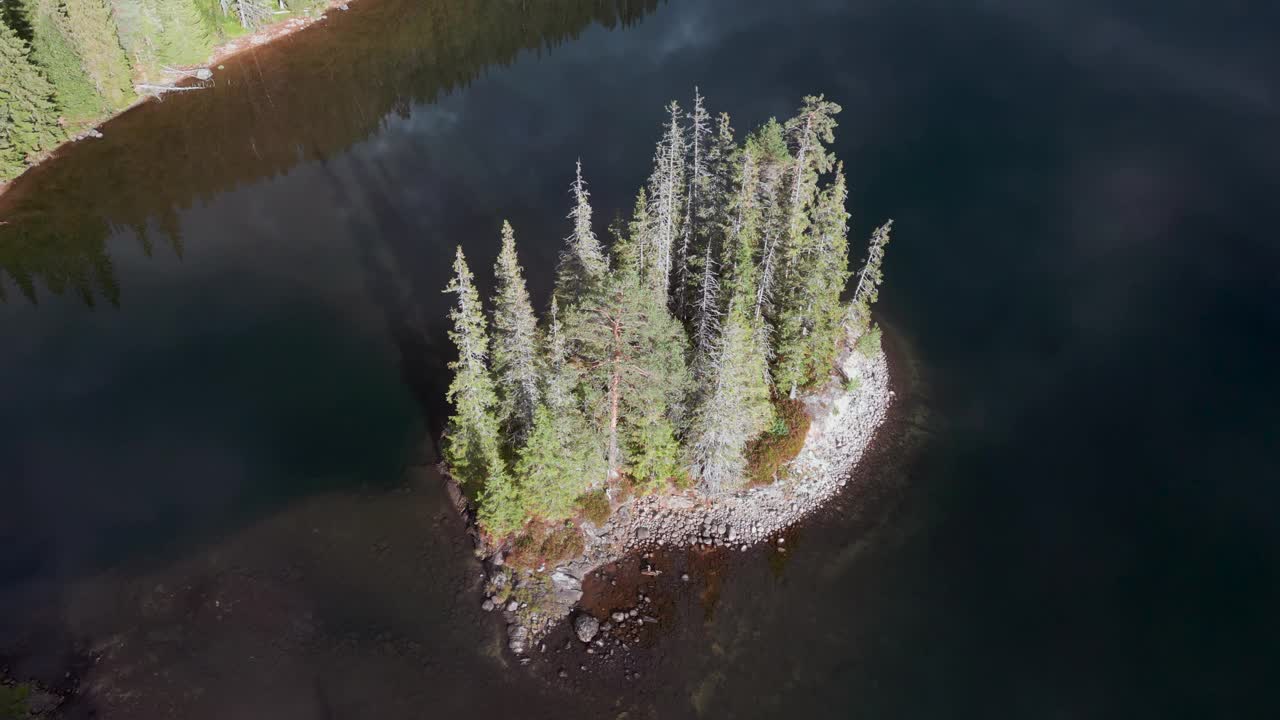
[0,0,332,181]
[444,93,892,541]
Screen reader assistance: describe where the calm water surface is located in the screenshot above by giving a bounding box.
[2,0,1278,717]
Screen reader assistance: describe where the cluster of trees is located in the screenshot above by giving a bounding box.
[0,0,329,181]
[444,92,892,538]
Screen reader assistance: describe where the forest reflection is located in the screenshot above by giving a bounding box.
[0,0,662,306]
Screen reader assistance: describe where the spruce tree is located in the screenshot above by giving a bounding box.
[849,219,892,331]
[21,0,104,120]
[676,87,711,318]
[642,100,685,305]
[782,164,851,388]
[59,0,134,109]
[491,220,541,442]
[442,246,520,536]
[689,146,773,492]
[554,160,608,307]
[0,17,64,181]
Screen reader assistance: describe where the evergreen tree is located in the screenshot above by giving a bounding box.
[532,295,608,497]
[689,146,774,492]
[113,0,214,76]
[445,245,509,499]
[564,242,690,486]
[848,218,892,331]
[675,87,711,318]
[554,160,608,307]
[690,112,737,364]
[642,100,685,305]
[59,0,134,109]
[491,220,541,442]
[543,295,574,413]
[0,17,64,181]
[747,118,792,323]
[21,0,104,120]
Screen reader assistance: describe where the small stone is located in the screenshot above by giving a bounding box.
[507,600,519,612]
[482,599,494,612]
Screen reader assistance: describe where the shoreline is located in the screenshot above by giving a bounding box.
[0,0,359,203]
[446,334,894,657]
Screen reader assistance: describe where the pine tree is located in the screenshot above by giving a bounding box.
[0,17,65,181]
[554,160,608,307]
[59,0,134,109]
[21,0,104,120]
[564,246,690,486]
[491,220,541,442]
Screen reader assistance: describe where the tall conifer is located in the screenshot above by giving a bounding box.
[0,18,64,181]
[555,160,608,306]
[491,221,541,442]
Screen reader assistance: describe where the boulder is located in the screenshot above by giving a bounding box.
[574,614,600,643]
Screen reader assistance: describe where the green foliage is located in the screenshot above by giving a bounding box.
[516,404,599,522]
[856,324,882,359]
[490,220,541,440]
[575,488,610,526]
[0,682,31,720]
[442,247,505,491]
[476,465,524,537]
[1,16,65,180]
[113,0,215,78]
[625,416,684,491]
[59,0,135,109]
[844,375,862,393]
[439,92,891,537]
[21,0,104,120]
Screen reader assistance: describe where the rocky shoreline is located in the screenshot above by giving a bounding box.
[448,339,893,659]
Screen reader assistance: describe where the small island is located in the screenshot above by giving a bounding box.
[440,92,893,655]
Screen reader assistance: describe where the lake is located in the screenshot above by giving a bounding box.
[1,0,1277,717]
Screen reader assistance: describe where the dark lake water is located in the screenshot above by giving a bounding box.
[2,0,1278,717]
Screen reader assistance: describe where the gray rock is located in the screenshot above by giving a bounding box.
[194,68,213,81]
[482,599,494,612]
[506,600,519,612]
[508,625,529,654]
[574,614,600,643]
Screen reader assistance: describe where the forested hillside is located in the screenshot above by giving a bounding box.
[0,0,333,181]
[444,93,893,540]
